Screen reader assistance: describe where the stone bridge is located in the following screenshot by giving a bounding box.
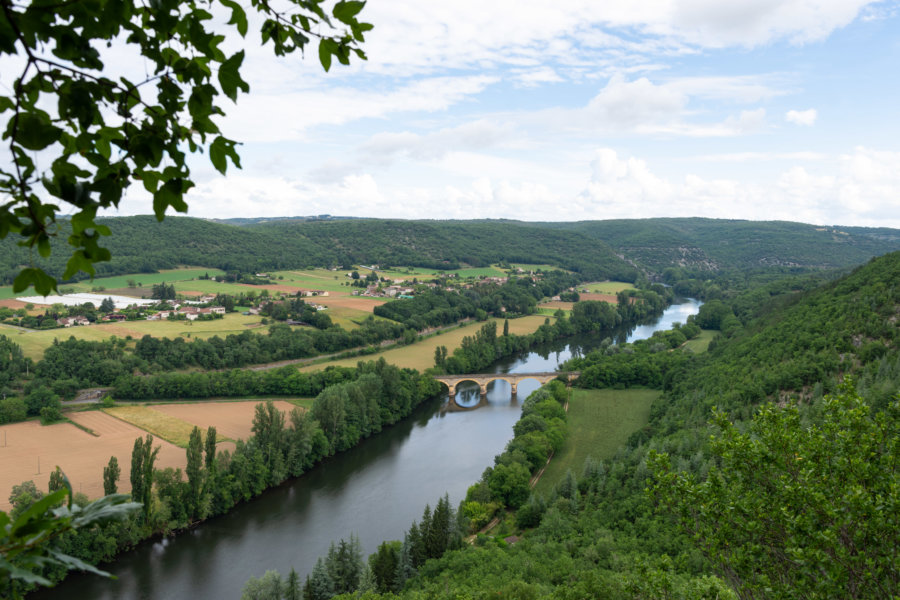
[433,371,579,398]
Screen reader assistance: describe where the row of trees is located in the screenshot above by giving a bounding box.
[373,271,581,330]
[15,359,440,592]
[435,289,671,376]
[28,317,409,395]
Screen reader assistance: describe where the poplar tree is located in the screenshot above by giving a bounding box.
[204,426,217,470]
[103,455,120,495]
[130,436,144,504]
[186,426,204,520]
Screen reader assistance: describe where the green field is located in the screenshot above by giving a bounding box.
[581,281,636,294]
[0,267,226,300]
[300,315,550,373]
[273,269,354,293]
[358,265,509,280]
[509,263,565,272]
[683,329,717,353]
[1,313,264,360]
[534,388,658,496]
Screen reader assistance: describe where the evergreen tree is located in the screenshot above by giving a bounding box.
[369,541,401,593]
[308,557,333,600]
[99,297,115,313]
[103,456,120,495]
[325,535,363,595]
[394,539,415,592]
[284,568,301,600]
[503,318,509,336]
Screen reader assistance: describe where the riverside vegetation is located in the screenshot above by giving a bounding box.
[244,251,900,599]
[1,264,673,595]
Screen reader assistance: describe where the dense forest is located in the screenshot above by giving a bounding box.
[3,216,899,287]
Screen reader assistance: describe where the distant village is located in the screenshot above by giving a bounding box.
[2,265,560,331]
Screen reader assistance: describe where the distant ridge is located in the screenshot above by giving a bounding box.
[2,216,898,286]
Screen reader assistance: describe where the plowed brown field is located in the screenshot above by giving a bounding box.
[0,414,183,510]
[151,400,297,443]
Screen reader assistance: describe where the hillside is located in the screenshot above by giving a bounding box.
[539,217,900,274]
[3,216,898,287]
[0,217,637,285]
[333,251,900,599]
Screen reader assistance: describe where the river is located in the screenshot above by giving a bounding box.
[37,299,700,600]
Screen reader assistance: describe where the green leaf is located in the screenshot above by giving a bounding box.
[219,0,248,36]
[12,112,62,151]
[318,38,337,72]
[333,1,365,24]
[218,51,249,102]
[12,268,57,295]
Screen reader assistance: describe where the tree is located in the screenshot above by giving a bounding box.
[99,297,115,313]
[650,382,900,599]
[284,567,302,600]
[8,480,43,521]
[240,569,283,600]
[103,455,120,495]
[0,478,140,599]
[48,467,65,494]
[204,425,217,471]
[185,426,204,520]
[1,0,371,294]
[130,434,159,518]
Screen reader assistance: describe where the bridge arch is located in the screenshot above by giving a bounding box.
[434,372,579,399]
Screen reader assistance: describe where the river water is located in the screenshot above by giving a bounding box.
[38,299,700,600]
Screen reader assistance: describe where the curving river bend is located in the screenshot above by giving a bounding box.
[37,299,700,600]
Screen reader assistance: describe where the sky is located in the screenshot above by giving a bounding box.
[112,1,900,227]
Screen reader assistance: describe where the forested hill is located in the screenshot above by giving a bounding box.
[2,215,898,286]
[0,217,637,284]
[247,219,634,280]
[537,217,900,274]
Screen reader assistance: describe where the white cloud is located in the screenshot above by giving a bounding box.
[357,1,878,78]
[577,147,900,227]
[585,75,686,129]
[785,109,818,126]
[667,0,876,47]
[220,75,498,142]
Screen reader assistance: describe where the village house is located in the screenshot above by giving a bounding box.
[56,316,90,327]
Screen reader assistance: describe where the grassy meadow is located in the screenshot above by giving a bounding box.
[683,329,716,353]
[534,387,658,496]
[581,281,636,294]
[1,313,264,360]
[103,406,200,448]
[0,267,226,300]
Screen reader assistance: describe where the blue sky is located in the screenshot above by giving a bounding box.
[114,1,900,227]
